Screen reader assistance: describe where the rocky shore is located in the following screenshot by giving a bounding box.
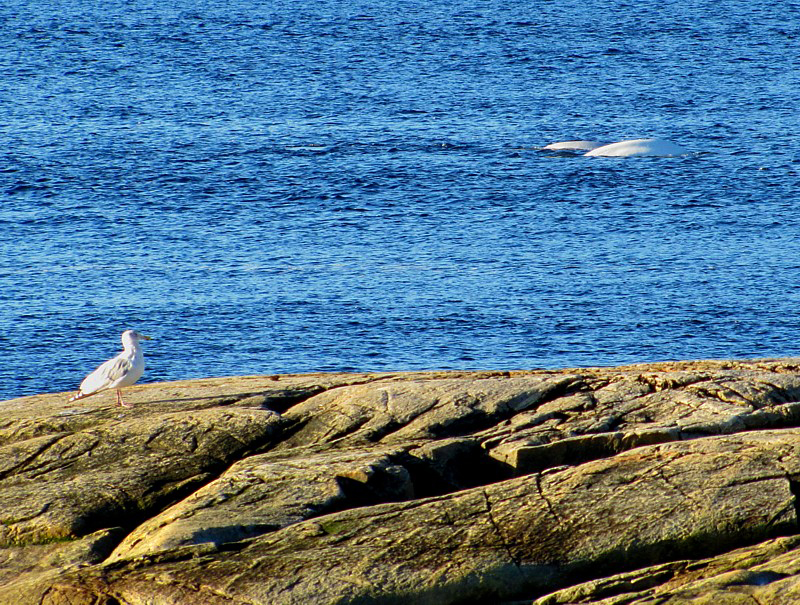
[4,359,800,604]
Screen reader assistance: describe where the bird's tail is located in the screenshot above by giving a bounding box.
[68,391,89,403]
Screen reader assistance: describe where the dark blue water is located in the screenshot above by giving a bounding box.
[3,0,800,401]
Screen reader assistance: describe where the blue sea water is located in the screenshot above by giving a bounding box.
[2,0,800,401]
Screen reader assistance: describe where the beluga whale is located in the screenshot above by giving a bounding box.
[540,140,604,151]
[584,138,689,157]
[540,138,690,158]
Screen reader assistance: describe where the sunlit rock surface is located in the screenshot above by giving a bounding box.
[4,360,800,604]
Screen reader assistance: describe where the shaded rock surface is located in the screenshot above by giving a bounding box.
[3,360,800,604]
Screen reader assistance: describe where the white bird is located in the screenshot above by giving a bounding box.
[68,330,152,407]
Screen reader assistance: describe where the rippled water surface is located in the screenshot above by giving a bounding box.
[2,0,800,400]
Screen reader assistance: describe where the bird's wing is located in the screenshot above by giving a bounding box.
[79,355,133,395]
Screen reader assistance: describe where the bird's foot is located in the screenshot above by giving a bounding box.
[116,390,133,408]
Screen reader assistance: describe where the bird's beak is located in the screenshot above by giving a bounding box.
[141,334,153,341]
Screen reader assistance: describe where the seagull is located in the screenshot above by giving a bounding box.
[68,330,152,407]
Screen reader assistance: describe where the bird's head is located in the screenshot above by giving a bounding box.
[122,330,152,346]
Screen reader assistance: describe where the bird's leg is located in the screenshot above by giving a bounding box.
[116,390,133,408]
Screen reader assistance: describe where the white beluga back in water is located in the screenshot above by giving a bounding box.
[584,138,689,157]
[541,140,604,151]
